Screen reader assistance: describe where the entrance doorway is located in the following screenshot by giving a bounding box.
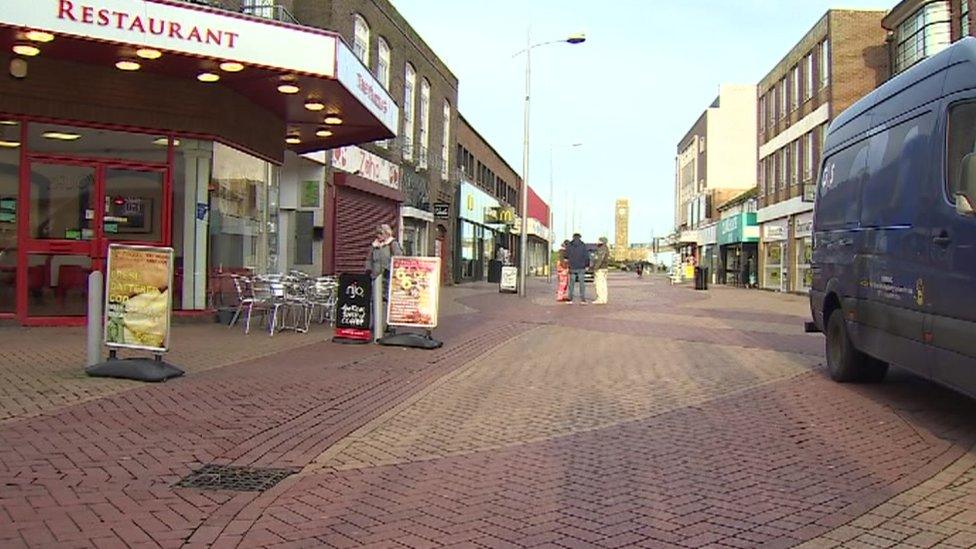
[18,159,168,325]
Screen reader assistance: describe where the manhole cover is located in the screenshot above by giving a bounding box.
[175,464,297,492]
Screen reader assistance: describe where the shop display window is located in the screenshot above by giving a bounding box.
[796,236,813,291]
[0,121,19,313]
[764,241,784,290]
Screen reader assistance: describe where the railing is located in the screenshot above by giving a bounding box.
[240,2,300,25]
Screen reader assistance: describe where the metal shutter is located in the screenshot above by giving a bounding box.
[335,188,399,274]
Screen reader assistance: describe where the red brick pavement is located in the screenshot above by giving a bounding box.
[1,275,975,548]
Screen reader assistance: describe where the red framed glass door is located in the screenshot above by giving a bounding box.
[17,159,168,325]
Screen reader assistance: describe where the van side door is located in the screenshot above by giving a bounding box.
[930,99,976,396]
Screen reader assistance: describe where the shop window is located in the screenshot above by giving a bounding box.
[294,211,314,265]
[208,142,277,305]
[0,120,19,313]
[353,14,370,66]
[796,236,812,291]
[29,163,96,241]
[27,124,168,163]
[764,241,785,291]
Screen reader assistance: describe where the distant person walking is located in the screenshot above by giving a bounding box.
[566,233,589,304]
[592,237,610,304]
[636,262,644,278]
[556,240,570,302]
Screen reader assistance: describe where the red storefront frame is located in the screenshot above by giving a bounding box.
[5,117,175,326]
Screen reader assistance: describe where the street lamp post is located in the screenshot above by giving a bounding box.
[516,31,585,297]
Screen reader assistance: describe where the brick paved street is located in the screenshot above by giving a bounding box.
[2,274,976,548]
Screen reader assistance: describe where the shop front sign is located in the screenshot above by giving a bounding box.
[433,202,450,219]
[525,217,551,240]
[334,273,372,341]
[8,0,337,77]
[387,256,440,329]
[485,206,516,226]
[718,212,758,246]
[332,145,401,191]
[795,211,814,238]
[103,244,173,352]
[459,182,501,225]
[763,217,789,242]
[336,43,399,134]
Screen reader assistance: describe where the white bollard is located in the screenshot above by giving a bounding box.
[373,275,385,342]
[86,270,103,367]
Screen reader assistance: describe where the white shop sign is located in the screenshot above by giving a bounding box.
[5,0,337,77]
[331,145,401,190]
[795,211,814,238]
[763,218,789,241]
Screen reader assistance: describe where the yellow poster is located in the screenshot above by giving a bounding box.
[104,244,174,352]
[387,256,440,329]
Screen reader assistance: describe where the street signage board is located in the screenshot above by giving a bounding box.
[386,256,440,329]
[335,273,372,341]
[104,244,174,353]
[499,266,518,293]
[433,202,451,219]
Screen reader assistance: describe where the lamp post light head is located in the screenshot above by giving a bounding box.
[566,33,586,45]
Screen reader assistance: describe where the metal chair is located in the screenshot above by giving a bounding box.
[307,276,338,325]
[228,274,254,329]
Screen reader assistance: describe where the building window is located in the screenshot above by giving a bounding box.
[791,65,800,110]
[778,79,787,119]
[963,0,972,37]
[758,94,766,133]
[441,100,451,181]
[819,39,830,88]
[403,63,416,160]
[419,78,430,169]
[791,140,800,184]
[804,53,814,100]
[777,148,786,190]
[894,1,950,73]
[803,131,815,180]
[353,14,370,65]
[376,38,391,89]
[758,158,766,196]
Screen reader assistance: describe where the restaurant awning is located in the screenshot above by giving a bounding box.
[0,0,399,154]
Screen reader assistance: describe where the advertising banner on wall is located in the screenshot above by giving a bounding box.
[104,244,174,352]
[334,273,373,342]
[386,256,440,329]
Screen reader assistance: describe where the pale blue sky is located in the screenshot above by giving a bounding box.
[391,0,890,245]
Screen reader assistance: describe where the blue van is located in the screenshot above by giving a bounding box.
[809,38,976,396]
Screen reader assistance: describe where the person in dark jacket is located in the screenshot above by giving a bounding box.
[565,233,590,304]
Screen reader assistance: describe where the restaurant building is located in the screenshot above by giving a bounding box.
[0,0,397,325]
[755,9,886,293]
[524,185,551,276]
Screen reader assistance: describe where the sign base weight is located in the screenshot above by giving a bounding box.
[86,355,184,382]
[377,332,443,350]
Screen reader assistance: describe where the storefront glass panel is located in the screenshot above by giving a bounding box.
[796,236,812,291]
[29,163,96,241]
[208,142,277,306]
[764,241,785,291]
[0,121,18,312]
[25,253,91,317]
[103,169,164,243]
[172,139,213,311]
[27,124,168,164]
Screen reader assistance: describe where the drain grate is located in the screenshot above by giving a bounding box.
[175,464,297,492]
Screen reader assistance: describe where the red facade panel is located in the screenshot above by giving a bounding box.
[526,186,550,228]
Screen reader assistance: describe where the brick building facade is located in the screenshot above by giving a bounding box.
[755,9,888,293]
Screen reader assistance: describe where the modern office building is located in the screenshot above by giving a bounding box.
[755,9,887,293]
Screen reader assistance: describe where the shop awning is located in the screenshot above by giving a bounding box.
[0,0,398,154]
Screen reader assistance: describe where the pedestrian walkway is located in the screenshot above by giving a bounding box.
[1,273,975,548]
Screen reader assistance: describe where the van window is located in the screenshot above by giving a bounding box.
[860,114,928,227]
[947,101,976,201]
[818,139,868,229]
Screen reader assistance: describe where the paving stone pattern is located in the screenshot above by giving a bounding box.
[1,275,976,548]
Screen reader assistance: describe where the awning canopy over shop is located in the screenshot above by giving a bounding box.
[0,0,398,156]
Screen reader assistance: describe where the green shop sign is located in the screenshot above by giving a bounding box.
[717,212,758,245]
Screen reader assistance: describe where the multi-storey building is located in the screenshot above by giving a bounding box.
[884,1,976,77]
[455,114,522,283]
[756,9,887,293]
[673,84,757,281]
[614,199,629,261]
[288,0,459,282]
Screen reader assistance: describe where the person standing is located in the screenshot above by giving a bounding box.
[365,224,403,333]
[556,240,570,302]
[565,233,589,304]
[592,237,610,304]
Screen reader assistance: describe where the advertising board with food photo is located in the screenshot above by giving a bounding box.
[104,244,174,352]
[386,256,440,329]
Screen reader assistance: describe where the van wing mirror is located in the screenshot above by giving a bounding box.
[957,153,976,216]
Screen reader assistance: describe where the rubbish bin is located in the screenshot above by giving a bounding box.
[694,267,707,290]
[487,260,502,283]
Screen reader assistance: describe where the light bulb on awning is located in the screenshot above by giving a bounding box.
[219,62,244,72]
[12,43,40,57]
[315,128,333,138]
[0,140,20,148]
[115,60,141,71]
[285,134,301,145]
[323,115,343,125]
[136,48,162,60]
[278,83,300,94]
[304,100,325,112]
[197,72,220,83]
[25,31,54,43]
[42,131,81,141]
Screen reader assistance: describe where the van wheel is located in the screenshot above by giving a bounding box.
[825,308,869,382]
